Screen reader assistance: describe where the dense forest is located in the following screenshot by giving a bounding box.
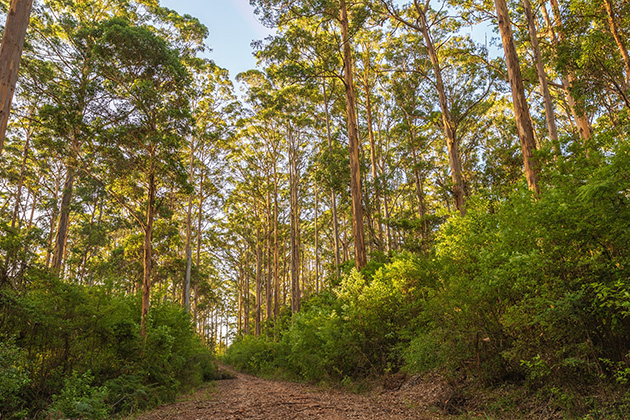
[0,0,629,418]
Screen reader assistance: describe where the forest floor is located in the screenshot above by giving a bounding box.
[130,366,465,419]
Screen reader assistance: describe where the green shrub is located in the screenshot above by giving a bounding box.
[0,277,217,419]
[47,371,109,420]
[225,335,286,376]
[0,338,30,419]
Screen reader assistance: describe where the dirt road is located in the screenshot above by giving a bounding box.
[132,369,453,419]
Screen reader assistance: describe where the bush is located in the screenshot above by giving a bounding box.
[47,371,109,420]
[0,338,30,419]
[225,334,286,376]
[0,277,217,419]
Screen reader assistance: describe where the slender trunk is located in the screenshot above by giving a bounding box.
[362,52,384,250]
[341,213,349,261]
[273,159,280,320]
[410,144,427,238]
[523,0,560,152]
[265,185,273,322]
[183,140,194,311]
[289,131,301,313]
[415,6,466,215]
[376,124,392,252]
[495,0,540,195]
[255,226,262,336]
[339,0,367,270]
[194,171,204,330]
[11,124,31,229]
[51,169,75,272]
[140,161,156,339]
[544,0,592,142]
[26,188,36,232]
[282,239,288,307]
[238,265,243,335]
[322,78,341,275]
[602,0,630,88]
[314,180,320,293]
[0,0,34,153]
[244,251,250,336]
[46,173,60,267]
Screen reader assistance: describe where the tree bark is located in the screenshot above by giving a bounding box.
[11,122,31,229]
[495,0,540,195]
[602,0,630,88]
[523,0,560,152]
[140,160,156,339]
[265,184,273,322]
[255,226,262,336]
[273,159,280,320]
[183,139,195,311]
[194,171,205,330]
[543,0,593,143]
[339,0,367,269]
[414,5,466,215]
[0,0,34,153]
[314,180,320,293]
[237,274,242,335]
[322,78,341,275]
[289,129,301,313]
[51,168,75,272]
[380,1,467,215]
[361,46,385,250]
[46,176,61,268]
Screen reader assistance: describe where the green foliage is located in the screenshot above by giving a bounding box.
[227,253,435,382]
[0,276,218,419]
[47,371,109,420]
[227,145,630,416]
[0,338,30,419]
[224,335,287,376]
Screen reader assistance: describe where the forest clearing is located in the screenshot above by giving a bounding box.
[1,0,630,418]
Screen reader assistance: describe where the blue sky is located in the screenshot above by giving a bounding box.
[160,0,274,79]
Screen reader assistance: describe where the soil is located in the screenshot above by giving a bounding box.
[131,367,458,420]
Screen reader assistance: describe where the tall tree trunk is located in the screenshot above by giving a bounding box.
[11,122,31,229]
[376,124,392,251]
[322,78,341,275]
[523,0,560,152]
[244,250,250,336]
[410,143,427,238]
[273,159,280,320]
[414,5,466,215]
[544,0,593,143]
[602,0,630,88]
[51,168,75,272]
[289,131,301,313]
[362,46,385,250]
[140,161,156,339]
[255,226,262,336]
[266,185,273,322]
[382,1,467,215]
[183,139,195,311]
[495,0,540,195]
[339,0,367,270]
[237,270,243,335]
[26,187,37,232]
[0,0,33,153]
[416,9,466,216]
[314,180,320,293]
[194,171,204,330]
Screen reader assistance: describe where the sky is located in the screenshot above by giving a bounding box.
[159,0,274,80]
